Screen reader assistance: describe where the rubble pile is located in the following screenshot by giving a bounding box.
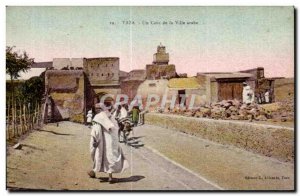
[159,99,294,122]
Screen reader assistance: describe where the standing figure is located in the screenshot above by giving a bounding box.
[264,90,270,103]
[112,104,128,142]
[131,106,140,127]
[260,92,265,103]
[88,103,129,183]
[256,93,262,104]
[113,104,128,120]
[86,109,93,128]
[242,82,254,104]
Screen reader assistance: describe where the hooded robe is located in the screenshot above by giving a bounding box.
[90,110,129,173]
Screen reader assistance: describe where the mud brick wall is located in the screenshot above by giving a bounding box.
[84,57,119,85]
[121,80,144,103]
[146,64,176,79]
[145,113,294,162]
[45,70,86,123]
[274,78,294,102]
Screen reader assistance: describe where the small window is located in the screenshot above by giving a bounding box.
[98,64,99,68]
[108,73,110,76]
[102,73,104,76]
[111,64,113,67]
[149,83,156,87]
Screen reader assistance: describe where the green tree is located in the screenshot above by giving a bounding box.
[6,46,34,101]
[6,46,33,80]
[19,76,45,109]
[20,76,44,105]
[6,46,34,137]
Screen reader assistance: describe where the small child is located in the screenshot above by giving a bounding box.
[86,110,93,128]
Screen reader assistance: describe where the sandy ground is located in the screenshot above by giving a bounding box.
[248,120,294,128]
[7,121,294,191]
[6,122,218,191]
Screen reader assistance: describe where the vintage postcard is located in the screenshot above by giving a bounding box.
[6,6,294,191]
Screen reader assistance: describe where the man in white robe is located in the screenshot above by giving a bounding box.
[88,103,129,183]
[113,105,128,120]
[242,83,254,104]
[264,90,270,103]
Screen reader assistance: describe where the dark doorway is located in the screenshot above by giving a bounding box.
[95,92,114,106]
[178,90,186,106]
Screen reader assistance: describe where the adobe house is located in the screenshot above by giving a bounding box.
[196,72,254,103]
[168,77,206,106]
[44,70,86,123]
[136,79,170,110]
[43,57,122,123]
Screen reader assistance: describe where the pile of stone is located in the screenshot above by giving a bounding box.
[161,99,293,122]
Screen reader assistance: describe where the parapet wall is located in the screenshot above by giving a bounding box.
[144,113,294,162]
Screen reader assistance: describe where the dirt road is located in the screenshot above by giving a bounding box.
[6,122,219,190]
[7,121,294,190]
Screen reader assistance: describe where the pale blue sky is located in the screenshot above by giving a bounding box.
[6,6,294,77]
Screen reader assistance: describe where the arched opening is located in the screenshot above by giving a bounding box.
[94,92,114,106]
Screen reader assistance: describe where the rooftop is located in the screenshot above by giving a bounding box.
[168,77,201,89]
[198,72,253,79]
[45,70,84,77]
[123,69,146,81]
[85,57,119,61]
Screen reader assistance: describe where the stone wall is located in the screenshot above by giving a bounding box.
[210,81,218,103]
[136,79,169,109]
[146,64,176,80]
[274,78,294,102]
[144,113,294,162]
[121,80,145,102]
[128,70,146,80]
[84,57,119,85]
[45,70,86,123]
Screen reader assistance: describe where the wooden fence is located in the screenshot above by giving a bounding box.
[6,97,43,140]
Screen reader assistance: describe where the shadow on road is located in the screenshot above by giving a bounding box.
[99,175,145,183]
[127,136,144,141]
[129,143,144,149]
[22,144,45,151]
[7,186,47,191]
[125,136,145,149]
[37,129,73,136]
